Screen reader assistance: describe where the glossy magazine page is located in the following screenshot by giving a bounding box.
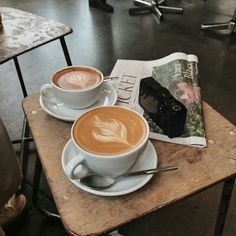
[110,52,207,147]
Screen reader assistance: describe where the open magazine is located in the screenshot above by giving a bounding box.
[110,52,207,148]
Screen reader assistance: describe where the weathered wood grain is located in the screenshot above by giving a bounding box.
[23,93,236,236]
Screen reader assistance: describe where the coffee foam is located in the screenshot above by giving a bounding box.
[53,67,101,90]
[73,106,147,156]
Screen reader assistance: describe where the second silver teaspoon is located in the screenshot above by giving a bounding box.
[80,166,178,189]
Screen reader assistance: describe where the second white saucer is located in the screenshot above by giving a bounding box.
[39,82,117,122]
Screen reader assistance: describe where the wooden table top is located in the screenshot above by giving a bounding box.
[0,7,72,64]
[23,93,236,236]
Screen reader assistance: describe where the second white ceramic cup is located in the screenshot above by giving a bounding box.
[40,66,104,109]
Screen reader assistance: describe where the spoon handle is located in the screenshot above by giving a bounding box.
[103,76,118,82]
[121,166,178,178]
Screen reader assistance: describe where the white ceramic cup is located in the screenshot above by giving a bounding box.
[40,66,104,109]
[64,106,150,179]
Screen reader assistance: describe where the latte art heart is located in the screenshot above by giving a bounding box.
[67,74,89,89]
[53,67,102,90]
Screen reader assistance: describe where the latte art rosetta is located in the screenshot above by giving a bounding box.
[92,116,131,146]
[73,106,147,156]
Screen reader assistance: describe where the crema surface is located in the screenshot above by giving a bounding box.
[73,107,147,156]
[53,67,101,90]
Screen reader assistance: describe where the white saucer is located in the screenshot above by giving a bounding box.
[39,83,117,122]
[61,140,158,196]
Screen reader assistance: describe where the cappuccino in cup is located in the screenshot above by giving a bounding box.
[41,66,104,109]
[53,67,102,90]
[65,106,149,179]
[73,106,147,156]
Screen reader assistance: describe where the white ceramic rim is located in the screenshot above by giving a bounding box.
[51,65,104,92]
[71,105,150,159]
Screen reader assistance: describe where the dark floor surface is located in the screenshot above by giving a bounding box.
[0,0,236,235]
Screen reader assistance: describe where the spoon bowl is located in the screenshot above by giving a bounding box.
[80,166,178,189]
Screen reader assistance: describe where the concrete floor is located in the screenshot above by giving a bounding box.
[0,0,236,235]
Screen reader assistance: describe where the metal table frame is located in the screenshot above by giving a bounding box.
[0,7,72,203]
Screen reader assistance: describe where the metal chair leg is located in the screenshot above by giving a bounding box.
[133,0,148,6]
[134,0,151,7]
[201,23,231,31]
[12,137,33,144]
[19,118,30,191]
[129,0,183,21]
[214,176,235,236]
[158,5,183,14]
[201,9,236,34]
[129,6,152,15]
[153,6,163,21]
[32,156,60,219]
[12,56,32,145]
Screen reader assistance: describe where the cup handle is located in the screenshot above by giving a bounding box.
[65,154,89,179]
[40,84,59,105]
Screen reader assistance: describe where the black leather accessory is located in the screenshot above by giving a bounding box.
[139,77,187,138]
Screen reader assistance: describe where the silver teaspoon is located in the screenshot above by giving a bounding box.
[80,166,178,189]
